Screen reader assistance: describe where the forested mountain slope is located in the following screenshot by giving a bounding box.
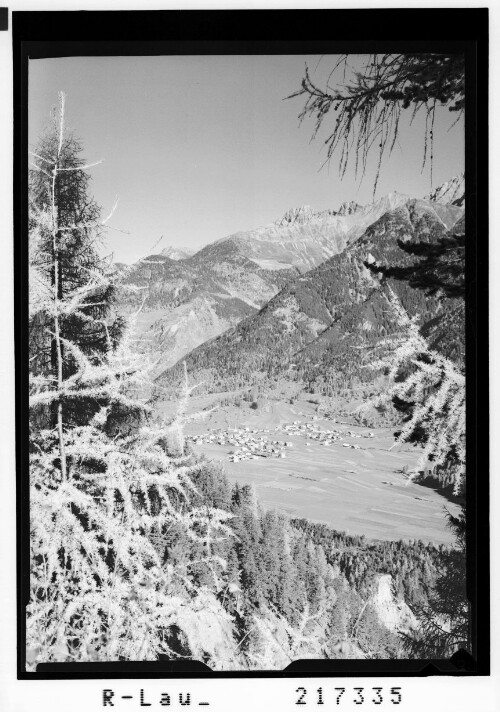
[121,248,297,369]
[160,199,464,395]
[159,245,195,260]
[121,187,460,371]
[153,459,454,665]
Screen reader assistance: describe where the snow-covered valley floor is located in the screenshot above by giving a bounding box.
[180,396,460,546]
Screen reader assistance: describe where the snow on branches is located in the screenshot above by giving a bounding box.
[28,270,235,666]
[28,93,235,669]
[359,287,465,494]
[247,602,326,669]
[28,409,233,665]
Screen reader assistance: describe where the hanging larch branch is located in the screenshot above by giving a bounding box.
[287,54,464,194]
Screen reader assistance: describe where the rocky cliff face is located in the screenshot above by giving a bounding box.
[337,200,363,216]
[425,172,465,207]
[276,205,316,226]
[216,191,413,274]
[368,574,419,635]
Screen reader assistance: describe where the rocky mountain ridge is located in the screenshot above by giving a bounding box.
[215,190,412,274]
[425,172,465,207]
[160,197,464,394]
[123,176,464,375]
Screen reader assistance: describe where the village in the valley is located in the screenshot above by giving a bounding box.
[180,395,459,545]
[188,419,375,462]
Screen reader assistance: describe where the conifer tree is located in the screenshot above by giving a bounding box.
[27,94,236,668]
[357,285,468,654]
[359,286,465,495]
[402,509,468,657]
[29,94,124,433]
[248,600,327,668]
[364,228,465,299]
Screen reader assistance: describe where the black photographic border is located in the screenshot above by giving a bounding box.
[13,7,489,680]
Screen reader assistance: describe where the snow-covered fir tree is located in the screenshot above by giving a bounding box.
[359,286,465,495]
[28,93,236,668]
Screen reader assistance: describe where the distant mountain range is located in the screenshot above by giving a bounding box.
[213,190,414,274]
[157,188,464,396]
[121,176,465,380]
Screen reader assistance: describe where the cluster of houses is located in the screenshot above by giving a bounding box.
[189,427,292,461]
[188,420,375,462]
[281,420,374,449]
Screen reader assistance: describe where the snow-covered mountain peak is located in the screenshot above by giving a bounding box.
[425,173,465,206]
[377,190,411,211]
[337,200,362,216]
[275,205,316,226]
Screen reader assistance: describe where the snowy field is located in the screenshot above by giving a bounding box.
[182,397,460,546]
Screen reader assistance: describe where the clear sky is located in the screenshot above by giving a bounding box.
[29,55,464,264]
